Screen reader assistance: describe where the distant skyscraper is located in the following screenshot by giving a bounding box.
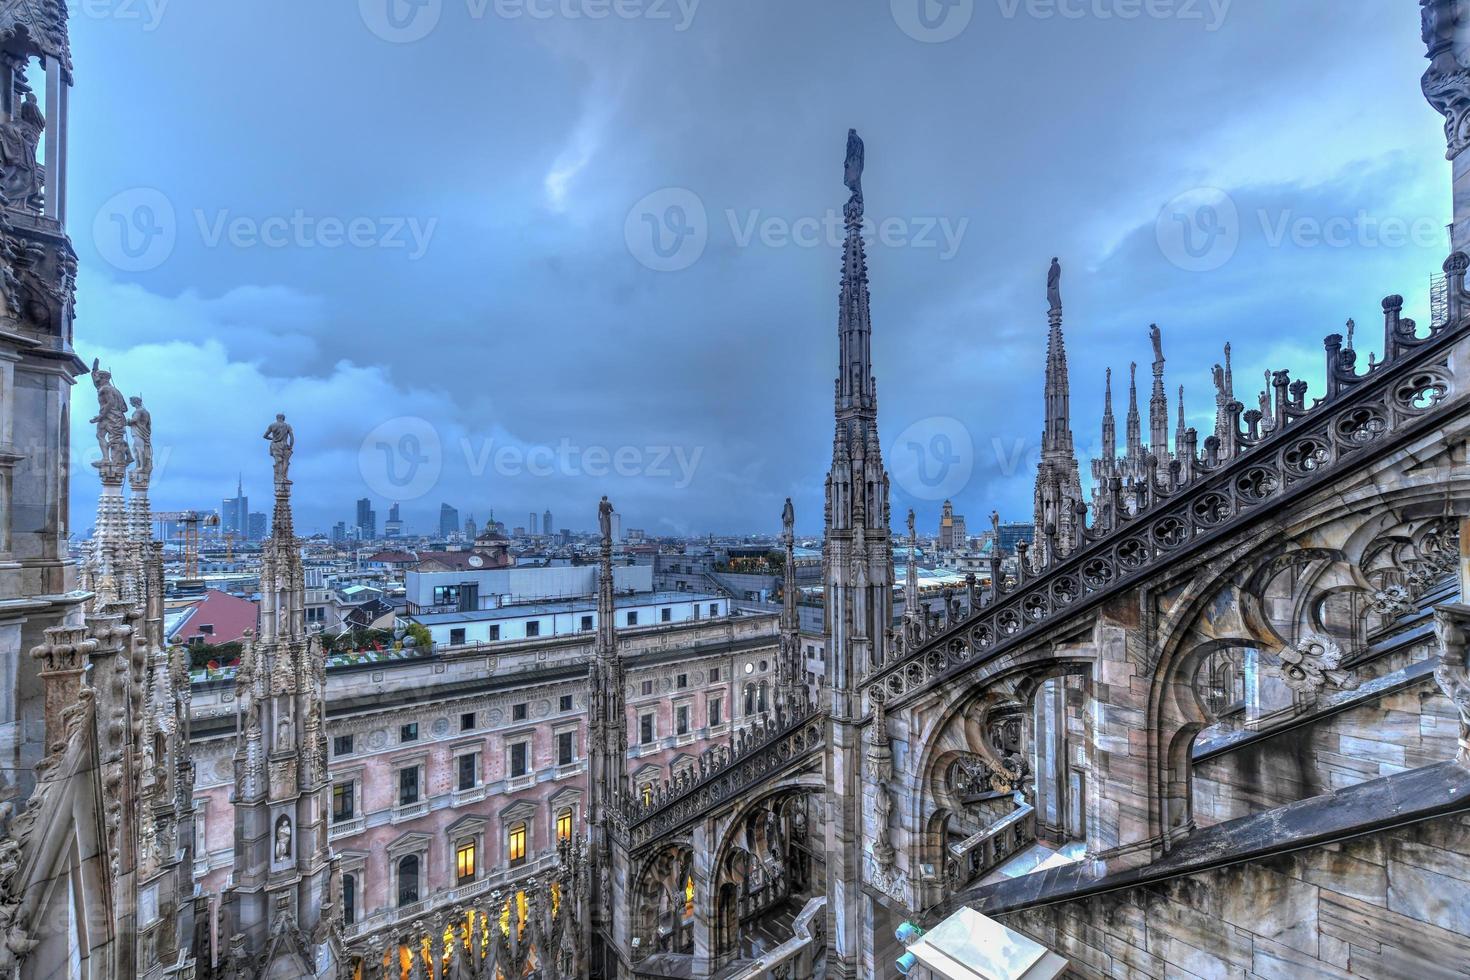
[385,502,403,537]
[221,474,248,538]
[529,511,538,535]
[247,512,267,541]
[332,521,347,543]
[439,503,459,538]
[465,515,477,540]
[356,497,377,539]
[543,509,553,537]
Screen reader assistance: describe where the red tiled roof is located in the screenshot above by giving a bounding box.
[415,549,513,572]
[173,589,259,645]
[364,550,418,564]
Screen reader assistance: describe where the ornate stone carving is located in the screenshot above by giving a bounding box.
[1433,604,1470,766]
[1271,634,1360,700]
[88,359,131,477]
[264,413,293,484]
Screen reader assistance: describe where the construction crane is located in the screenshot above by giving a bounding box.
[153,510,221,579]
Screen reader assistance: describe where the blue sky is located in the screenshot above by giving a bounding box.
[68,0,1448,536]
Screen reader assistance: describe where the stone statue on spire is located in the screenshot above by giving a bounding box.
[88,359,131,475]
[264,414,293,485]
[1047,257,1062,314]
[598,495,614,543]
[844,128,864,204]
[127,395,152,486]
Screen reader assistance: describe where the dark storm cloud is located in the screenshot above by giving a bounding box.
[66,0,1448,536]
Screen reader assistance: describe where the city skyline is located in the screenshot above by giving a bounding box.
[66,2,1444,535]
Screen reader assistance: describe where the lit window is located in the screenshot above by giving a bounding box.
[456,841,477,884]
[641,783,653,806]
[332,782,355,822]
[508,823,527,866]
[556,808,573,842]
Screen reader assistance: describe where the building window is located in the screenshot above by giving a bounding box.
[580,615,593,631]
[461,711,476,731]
[758,682,768,713]
[641,680,654,697]
[556,808,573,843]
[456,841,477,884]
[400,723,419,743]
[509,742,528,778]
[710,667,720,683]
[458,753,479,791]
[676,705,689,736]
[399,767,420,806]
[432,585,460,606]
[489,624,501,641]
[640,713,655,745]
[450,627,466,645]
[661,607,672,623]
[332,782,355,823]
[744,684,754,716]
[333,734,354,757]
[709,696,722,727]
[508,823,527,866]
[709,603,718,617]
[397,855,420,907]
[557,731,575,766]
[342,873,356,925]
[526,621,541,638]
[760,659,769,672]
[513,703,528,721]
[626,611,639,627]
[559,694,573,712]
[677,673,688,689]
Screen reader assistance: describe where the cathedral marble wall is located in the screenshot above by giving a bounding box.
[996,812,1470,979]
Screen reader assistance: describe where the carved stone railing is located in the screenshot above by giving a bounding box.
[863,257,1470,711]
[626,701,826,852]
[944,796,1036,890]
[722,896,827,980]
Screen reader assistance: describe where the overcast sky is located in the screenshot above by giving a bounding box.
[68,0,1448,537]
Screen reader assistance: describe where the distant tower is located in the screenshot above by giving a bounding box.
[1031,258,1085,565]
[530,511,538,535]
[225,421,342,977]
[544,509,554,538]
[823,129,895,979]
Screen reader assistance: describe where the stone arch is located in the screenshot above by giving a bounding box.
[630,842,694,962]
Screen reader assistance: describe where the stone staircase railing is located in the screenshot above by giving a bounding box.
[626,698,826,851]
[861,259,1470,712]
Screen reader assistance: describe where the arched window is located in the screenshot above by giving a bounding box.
[397,854,419,907]
[342,873,356,925]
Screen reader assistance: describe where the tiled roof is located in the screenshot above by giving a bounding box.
[169,589,259,645]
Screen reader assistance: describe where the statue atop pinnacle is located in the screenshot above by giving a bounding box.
[844,128,865,220]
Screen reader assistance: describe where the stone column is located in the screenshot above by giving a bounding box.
[689,819,715,976]
[1423,0,1470,252]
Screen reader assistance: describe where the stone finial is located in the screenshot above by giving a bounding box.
[1047,257,1062,314]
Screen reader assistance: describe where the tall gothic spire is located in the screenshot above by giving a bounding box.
[227,416,342,978]
[1174,385,1187,458]
[1126,361,1142,460]
[1148,324,1169,456]
[777,498,803,711]
[1101,367,1116,463]
[1032,258,1085,566]
[837,128,875,418]
[588,495,630,975]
